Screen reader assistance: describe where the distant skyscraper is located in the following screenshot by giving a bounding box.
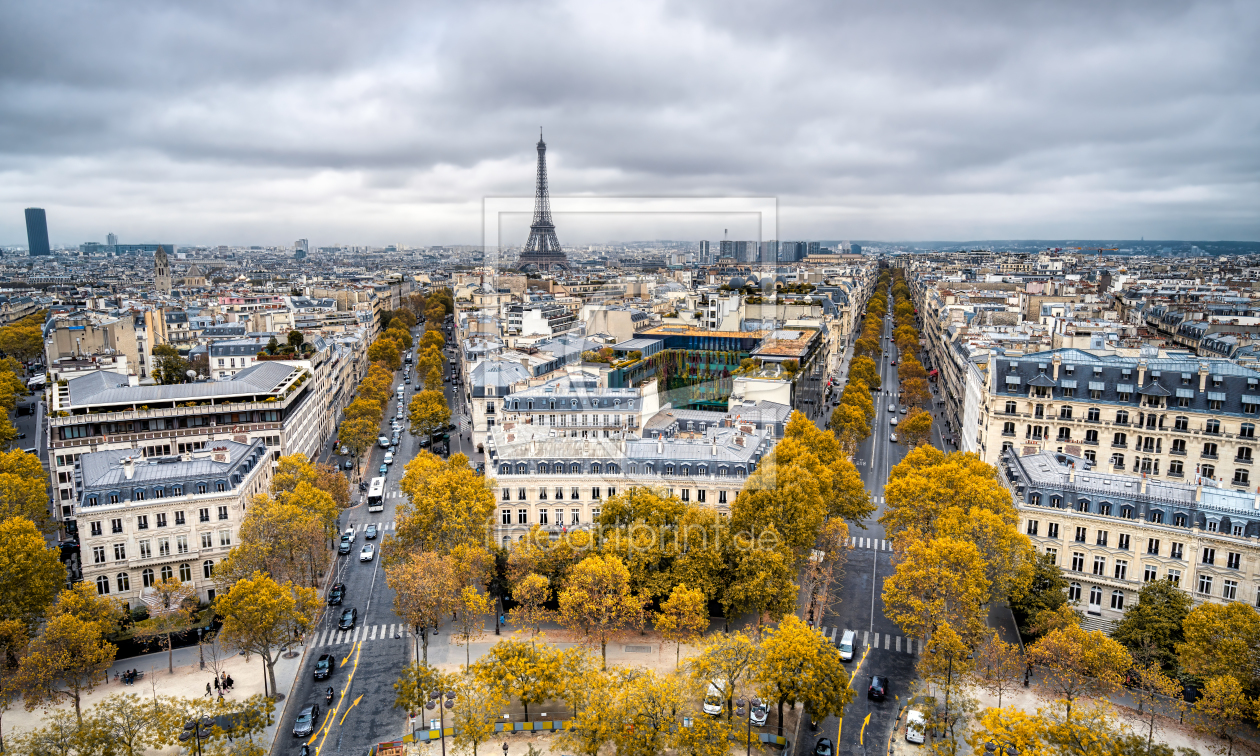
[698,240,710,264]
[106,232,117,246]
[154,245,172,295]
[851,243,862,255]
[759,240,778,264]
[24,208,50,256]
[780,242,806,262]
[719,240,735,260]
[807,241,821,257]
[515,133,570,272]
[734,241,754,262]
[294,239,309,260]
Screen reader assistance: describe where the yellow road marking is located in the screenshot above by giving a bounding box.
[838,644,871,743]
[340,695,364,726]
[860,713,871,745]
[315,641,362,756]
[307,711,333,745]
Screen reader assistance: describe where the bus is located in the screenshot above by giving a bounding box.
[366,477,385,513]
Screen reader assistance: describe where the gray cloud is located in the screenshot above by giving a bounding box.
[1,0,1257,245]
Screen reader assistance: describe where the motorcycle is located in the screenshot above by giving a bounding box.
[325,687,335,706]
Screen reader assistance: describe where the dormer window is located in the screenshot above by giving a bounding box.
[1064,365,1074,375]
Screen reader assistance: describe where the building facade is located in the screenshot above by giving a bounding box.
[76,439,271,608]
[1007,449,1260,629]
[977,349,1260,492]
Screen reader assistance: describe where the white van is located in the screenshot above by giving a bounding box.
[838,630,856,661]
[905,709,926,744]
[383,452,394,466]
[702,679,727,717]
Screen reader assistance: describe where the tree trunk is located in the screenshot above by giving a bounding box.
[421,626,429,665]
[600,638,607,669]
[167,631,174,673]
[675,642,680,669]
[777,698,785,736]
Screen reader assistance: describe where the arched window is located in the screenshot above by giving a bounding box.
[179,564,192,582]
[607,464,620,475]
[142,568,155,587]
[116,573,129,592]
[203,560,214,579]
[680,465,690,476]
[697,465,708,476]
[1098,502,1112,516]
[96,575,110,595]
[1068,582,1081,602]
[538,463,549,474]
[516,463,527,474]
[735,467,746,477]
[665,465,675,475]
[215,482,225,492]
[591,463,602,475]
[1119,505,1133,520]
[1076,499,1089,513]
[717,467,728,477]
[1110,590,1125,610]
[500,464,511,475]
[160,565,173,581]
[1029,493,1042,506]
[569,463,581,474]
[1050,496,1062,508]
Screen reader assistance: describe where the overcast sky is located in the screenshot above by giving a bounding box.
[2,0,1257,248]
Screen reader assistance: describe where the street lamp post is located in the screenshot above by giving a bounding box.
[734,697,762,756]
[197,628,205,670]
[178,716,214,756]
[425,689,455,756]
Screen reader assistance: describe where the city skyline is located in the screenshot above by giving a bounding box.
[2,1,1258,246]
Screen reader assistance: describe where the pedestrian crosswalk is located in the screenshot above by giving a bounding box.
[845,536,892,552]
[815,626,919,655]
[309,623,412,648]
[348,521,397,532]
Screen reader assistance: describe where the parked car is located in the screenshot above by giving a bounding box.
[379,463,388,475]
[327,583,345,605]
[360,544,375,562]
[339,446,349,456]
[343,459,354,470]
[749,699,768,727]
[313,653,333,681]
[868,676,889,701]
[365,524,378,540]
[888,404,896,412]
[383,452,394,465]
[338,607,357,630]
[813,738,834,756]
[338,536,352,555]
[378,436,390,449]
[890,417,898,426]
[900,406,908,414]
[905,709,926,744]
[890,432,898,443]
[702,680,726,717]
[292,705,320,737]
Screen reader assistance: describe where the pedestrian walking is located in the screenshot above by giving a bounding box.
[214,677,220,693]
[205,682,212,697]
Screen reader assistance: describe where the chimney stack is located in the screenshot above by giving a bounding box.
[122,456,135,480]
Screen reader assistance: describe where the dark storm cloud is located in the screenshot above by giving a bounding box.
[0,0,1257,244]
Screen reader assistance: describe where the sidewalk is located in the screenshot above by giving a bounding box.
[5,638,306,751]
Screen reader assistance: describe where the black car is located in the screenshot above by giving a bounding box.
[365,524,378,540]
[813,738,833,756]
[327,583,345,606]
[292,704,320,737]
[868,675,889,701]
[338,607,357,630]
[338,536,351,555]
[313,653,333,680]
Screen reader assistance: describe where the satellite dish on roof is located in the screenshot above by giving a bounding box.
[186,369,197,380]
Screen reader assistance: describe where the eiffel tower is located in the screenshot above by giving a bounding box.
[515,132,570,272]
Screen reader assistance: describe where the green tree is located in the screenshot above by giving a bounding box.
[472,638,561,721]
[1112,578,1193,670]
[386,327,413,351]
[215,572,320,695]
[755,615,854,735]
[556,554,646,668]
[1130,662,1185,754]
[287,330,304,348]
[219,494,329,589]
[830,403,870,457]
[85,693,164,756]
[722,543,798,637]
[150,344,190,385]
[612,669,686,756]
[131,577,197,673]
[656,583,709,669]
[1009,552,1071,640]
[1179,601,1260,689]
[973,630,1024,709]
[408,389,451,437]
[0,517,64,628]
[393,661,445,718]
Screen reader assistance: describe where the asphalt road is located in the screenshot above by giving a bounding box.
[286,327,469,756]
[809,288,926,756]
